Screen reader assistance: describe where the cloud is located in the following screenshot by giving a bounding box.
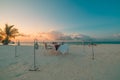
[16,30,92,42]
[19,33,30,37]
[38,31,64,40]
[38,30,92,41]
[113,33,120,38]
[14,31,120,42]
[70,33,91,40]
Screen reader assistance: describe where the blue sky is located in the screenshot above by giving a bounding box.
[0,0,120,41]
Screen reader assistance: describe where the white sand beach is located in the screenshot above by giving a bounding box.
[0,44,120,80]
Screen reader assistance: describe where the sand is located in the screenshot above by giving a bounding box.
[0,44,120,80]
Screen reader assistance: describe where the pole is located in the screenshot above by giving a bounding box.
[91,41,94,60]
[15,46,17,57]
[29,39,40,71]
[34,40,36,70]
[82,40,85,52]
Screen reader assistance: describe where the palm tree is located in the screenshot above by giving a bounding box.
[0,35,3,42]
[0,28,4,42]
[0,24,19,45]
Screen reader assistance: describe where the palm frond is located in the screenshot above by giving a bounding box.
[0,35,3,40]
[10,28,18,34]
[1,24,19,45]
[0,28,5,37]
[5,24,14,35]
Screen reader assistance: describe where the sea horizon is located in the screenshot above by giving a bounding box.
[14,41,120,46]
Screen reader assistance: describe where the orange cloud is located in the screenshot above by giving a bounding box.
[14,30,91,42]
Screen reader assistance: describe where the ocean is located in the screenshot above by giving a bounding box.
[65,41,120,45]
[16,41,120,46]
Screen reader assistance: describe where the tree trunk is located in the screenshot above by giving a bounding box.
[2,36,10,45]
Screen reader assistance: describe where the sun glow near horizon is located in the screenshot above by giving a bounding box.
[0,0,120,42]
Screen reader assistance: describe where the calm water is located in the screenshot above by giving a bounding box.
[66,41,120,45]
[18,41,120,46]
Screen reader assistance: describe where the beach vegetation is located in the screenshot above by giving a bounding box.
[0,24,19,45]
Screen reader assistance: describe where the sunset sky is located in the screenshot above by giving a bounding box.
[0,0,120,41]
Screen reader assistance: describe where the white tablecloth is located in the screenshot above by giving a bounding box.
[58,44,69,54]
